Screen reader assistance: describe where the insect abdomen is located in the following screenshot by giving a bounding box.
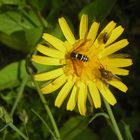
[70,52,88,62]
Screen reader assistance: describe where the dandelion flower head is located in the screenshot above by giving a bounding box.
[32,15,132,115]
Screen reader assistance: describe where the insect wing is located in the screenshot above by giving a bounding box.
[70,39,92,53]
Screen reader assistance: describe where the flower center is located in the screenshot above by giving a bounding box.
[64,39,103,81]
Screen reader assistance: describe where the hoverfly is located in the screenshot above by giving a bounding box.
[70,52,89,62]
[69,40,91,76]
[70,39,90,62]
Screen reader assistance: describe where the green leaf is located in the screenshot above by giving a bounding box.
[0,106,13,124]
[25,27,43,51]
[73,127,98,140]
[120,121,134,140]
[0,27,43,52]
[23,9,48,28]
[60,116,91,140]
[0,90,16,105]
[79,0,117,22]
[0,12,22,34]
[0,10,43,52]
[46,0,63,23]
[0,31,27,52]
[0,60,26,90]
[100,124,117,140]
[0,11,35,35]
[0,0,20,6]
[0,0,26,9]
[29,0,48,11]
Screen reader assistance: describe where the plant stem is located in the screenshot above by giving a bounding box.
[10,75,29,116]
[89,112,109,124]
[3,75,29,140]
[8,123,29,140]
[32,109,57,140]
[26,50,61,139]
[103,99,123,140]
[32,78,61,140]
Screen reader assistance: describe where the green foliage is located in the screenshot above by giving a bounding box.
[60,116,98,140]
[0,11,33,34]
[0,60,26,90]
[0,0,139,140]
[79,0,117,22]
[0,0,44,52]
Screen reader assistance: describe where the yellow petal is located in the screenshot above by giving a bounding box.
[100,21,116,34]
[89,21,116,51]
[64,41,72,52]
[78,82,87,116]
[108,67,129,75]
[97,80,117,105]
[36,44,65,58]
[34,68,64,81]
[88,81,101,108]
[43,33,66,52]
[108,58,132,67]
[108,80,128,92]
[100,39,129,58]
[87,21,100,43]
[79,15,88,39]
[55,77,75,107]
[105,26,124,46]
[32,55,65,65]
[67,85,78,111]
[41,74,67,94]
[59,17,76,44]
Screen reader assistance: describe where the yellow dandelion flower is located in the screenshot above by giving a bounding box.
[32,15,132,116]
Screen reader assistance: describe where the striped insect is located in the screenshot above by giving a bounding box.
[70,52,89,62]
[69,40,91,76]
[70,40,90,62]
